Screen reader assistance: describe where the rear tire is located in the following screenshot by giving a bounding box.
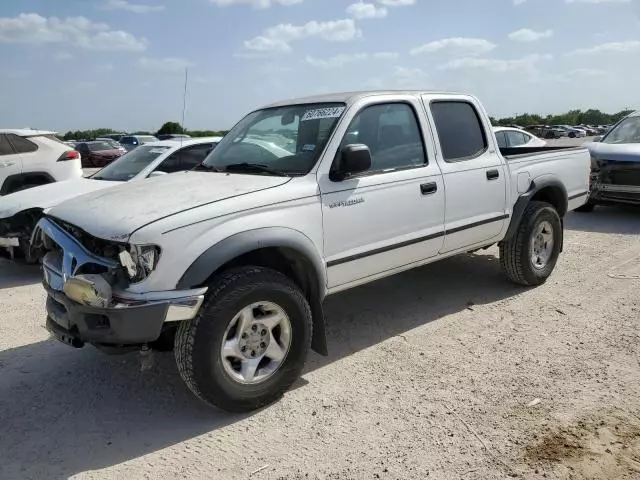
[174,266,312,412]
[500,201,562,286]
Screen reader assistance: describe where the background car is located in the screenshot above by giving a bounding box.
[101,133,126,142]
[493,127,547,149]
[0,137,222,260]
[95,137,126,153]
[0,129,82,196]
[552,125,587,138]
[119,134,159,152]
[74,140,125,168]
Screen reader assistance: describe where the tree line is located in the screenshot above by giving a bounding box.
[60,122,229,141]
[489,108,634,127]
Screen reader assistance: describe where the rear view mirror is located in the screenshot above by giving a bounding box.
[332,144,372,181]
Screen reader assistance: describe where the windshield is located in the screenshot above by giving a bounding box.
[603,116,640,144]
[201,103,346,176]
[88,141,113,151]
[91,145,171,181]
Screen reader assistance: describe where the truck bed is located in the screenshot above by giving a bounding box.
[500,145,585,160]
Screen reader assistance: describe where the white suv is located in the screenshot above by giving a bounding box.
[0,129,83,196]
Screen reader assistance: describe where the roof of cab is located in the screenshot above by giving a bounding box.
[264,90,466,108]
[0,129,57,136]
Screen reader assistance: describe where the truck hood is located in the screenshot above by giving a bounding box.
[0,178,117,220]
[47,171,290,241]
[587,142,640,163]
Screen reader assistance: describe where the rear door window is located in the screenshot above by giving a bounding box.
[6,134,38,153]
[0,134,15,155]
[506,131,527,146]
[430,101,487,162]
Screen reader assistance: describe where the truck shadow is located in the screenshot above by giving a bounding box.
[0,258,41,290]
[565,206,640,235]
[0,252,523,479]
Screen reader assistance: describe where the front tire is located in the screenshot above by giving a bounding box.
[175,266,312,412]
[500,201,562,286]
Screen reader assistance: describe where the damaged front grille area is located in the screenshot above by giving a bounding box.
[33,216,130,300]
[53,217,123,262]
[591,159,640,205]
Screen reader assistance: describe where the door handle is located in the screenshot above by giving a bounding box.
[420,182,437,195]
[486,169,500,180]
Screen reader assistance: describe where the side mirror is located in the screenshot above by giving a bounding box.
[592,136,602,143]
[333,144,372,181]
[148,171,167,178]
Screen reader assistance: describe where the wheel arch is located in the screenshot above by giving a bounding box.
[503,175,567,243]
[0,172,55,196]
[176,227,328,356]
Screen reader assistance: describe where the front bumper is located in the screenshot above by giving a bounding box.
[35,217,206,347]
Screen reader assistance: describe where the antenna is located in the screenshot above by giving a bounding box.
[180,67,189,147]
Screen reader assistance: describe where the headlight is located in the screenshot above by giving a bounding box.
[118,244,161,283]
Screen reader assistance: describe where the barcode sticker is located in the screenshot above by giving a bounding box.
[301,106,346,121]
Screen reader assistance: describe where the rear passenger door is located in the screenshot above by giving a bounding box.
[0,134,22,194]
[318,97,445,289]
[424,97,508,253]
[6,134,42,172]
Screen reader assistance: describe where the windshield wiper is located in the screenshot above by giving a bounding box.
[193,163,224,172]
[223,163,287,176]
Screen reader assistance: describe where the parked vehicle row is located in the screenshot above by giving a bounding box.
[0,137,221,260]
[22,90,591,412]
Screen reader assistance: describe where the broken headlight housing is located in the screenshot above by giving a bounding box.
[118,244,161,283]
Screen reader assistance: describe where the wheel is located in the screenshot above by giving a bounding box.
[574,202,595,213]
[499,201,562,286]
[569,132,576,138]
[8,183,40,194]
[174,266,312,412]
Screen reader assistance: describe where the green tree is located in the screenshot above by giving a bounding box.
[157,122,185,136]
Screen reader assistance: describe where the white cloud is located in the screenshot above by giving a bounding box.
[346,2,388,19]
[138,57,195,72]
[244,19,361,52]
[565,0,629,3]
[54,51,73,61]
[514,0,527,4]
[410,37,496,56]
[568,68,607,76]
[438,54,552,73]
[102,0,165,13]
[378,0,416,5]
[570,40,640,54]
[508,28,553,42]
[392,66,429,88]
[306,51,399,68]
[210,0,304,7]
[0,13,147,51]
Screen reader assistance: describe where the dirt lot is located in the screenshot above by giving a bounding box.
[1,206,639,480]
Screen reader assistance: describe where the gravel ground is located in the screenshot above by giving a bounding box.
[1,208,639,480]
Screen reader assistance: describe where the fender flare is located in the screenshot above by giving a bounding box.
[503,175,568,243]
[176,227,329,356]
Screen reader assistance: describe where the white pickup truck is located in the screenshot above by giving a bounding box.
[32,90,590,412]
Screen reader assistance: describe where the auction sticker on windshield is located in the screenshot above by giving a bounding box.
[301,106,346,122]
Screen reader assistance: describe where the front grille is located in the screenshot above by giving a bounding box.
[53,217,122,261]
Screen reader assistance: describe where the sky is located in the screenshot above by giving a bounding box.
[1,0,639,132]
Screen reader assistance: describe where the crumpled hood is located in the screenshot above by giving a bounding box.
[0,178,116,220]
[587,142,640,163]
[47,171,290,241]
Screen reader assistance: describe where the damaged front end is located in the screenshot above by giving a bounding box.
[589,158,640,206]
[32,216,206,352]
[0,208,44,261]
